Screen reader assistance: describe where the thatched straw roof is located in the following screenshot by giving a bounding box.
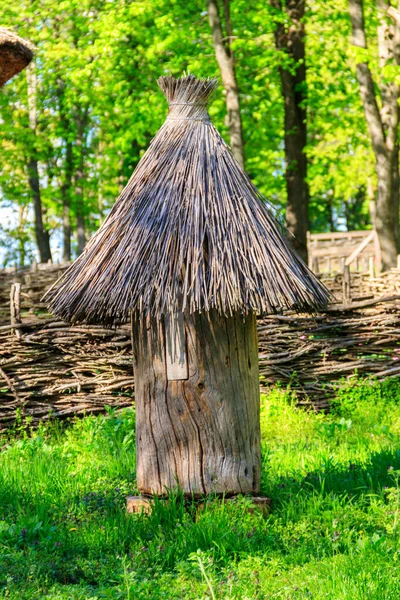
[45,75,331,325]
[0,28,34,87]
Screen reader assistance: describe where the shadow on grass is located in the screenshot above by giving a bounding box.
[264,447,400,506]
[1,446,400,591]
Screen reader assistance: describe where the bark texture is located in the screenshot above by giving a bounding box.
[132,310,261,497]
[349,0,400,270]
[271,0,309,263]
[207,0,245,167]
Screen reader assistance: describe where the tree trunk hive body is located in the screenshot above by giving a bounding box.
[132,310,260,496]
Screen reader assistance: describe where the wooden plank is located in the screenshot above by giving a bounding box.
[126,496,156,514]
[374,230,382,273]
[343,265,351,305]
[312,257,319,273]
[344,230,375,266]
[311,245,375,259]
[164,311,188,380]
[309,230,370,242]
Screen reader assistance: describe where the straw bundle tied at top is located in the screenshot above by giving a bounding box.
[44,75,331,325]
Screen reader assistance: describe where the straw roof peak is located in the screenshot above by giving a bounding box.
[158,75,218,106]
[44,74,331,326]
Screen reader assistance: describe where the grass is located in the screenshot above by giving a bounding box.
[1,379,400,599]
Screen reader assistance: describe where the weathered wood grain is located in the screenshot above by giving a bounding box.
[132,310,260,497]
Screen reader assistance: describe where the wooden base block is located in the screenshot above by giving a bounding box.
[245,496,271,516]
[126,495,154,514]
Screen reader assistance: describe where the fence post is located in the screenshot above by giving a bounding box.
[307,231,312,268]
[369,256,375,280]
[373,230,382,273]
[343,265,351,306]
[10,283,22,339]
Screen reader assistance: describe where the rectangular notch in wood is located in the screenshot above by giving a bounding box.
[164,312,188,381]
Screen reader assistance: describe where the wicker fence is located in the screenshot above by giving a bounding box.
[1,264,400,427]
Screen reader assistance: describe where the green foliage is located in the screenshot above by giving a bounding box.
[0,0,388,262]
[1,382,400,598]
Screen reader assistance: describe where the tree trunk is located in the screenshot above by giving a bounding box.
[26,62,52,264]
[17,205,26,268]
[376,151,398,268]
[97,139,105,224]
[207,0,245,168]
[270,0,309,263]
[75,109,87,256]
[62,200,72,262]
[132,310,260,497]
[27,157,52,264]
[61,139,73,262]
[76,212,86,255]
[392,142,399,250]
[57,77,73,263]
[349,0,400,270]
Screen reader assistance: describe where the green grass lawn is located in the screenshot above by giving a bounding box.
[1,380,400,599]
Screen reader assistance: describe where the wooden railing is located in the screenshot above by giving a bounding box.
[307,230,380,274]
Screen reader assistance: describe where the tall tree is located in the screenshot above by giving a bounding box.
[1,0,391,267]
[349,0,400,270]
[26,62,52,263]
[74,107,88,256]
[57,78,73,262]
[270,0,309,263]
[207,0,245,167]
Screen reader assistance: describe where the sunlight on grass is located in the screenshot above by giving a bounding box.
[1,380,400,598]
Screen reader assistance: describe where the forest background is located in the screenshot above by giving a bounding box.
[1,0,399,270]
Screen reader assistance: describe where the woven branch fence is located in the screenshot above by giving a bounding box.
[2,264,400,427]
[0,263,69,323]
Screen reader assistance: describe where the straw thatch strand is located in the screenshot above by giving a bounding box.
[0,28,34,86]
[44,75,331,325]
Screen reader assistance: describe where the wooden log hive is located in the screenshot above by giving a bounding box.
[133,311,260,496]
